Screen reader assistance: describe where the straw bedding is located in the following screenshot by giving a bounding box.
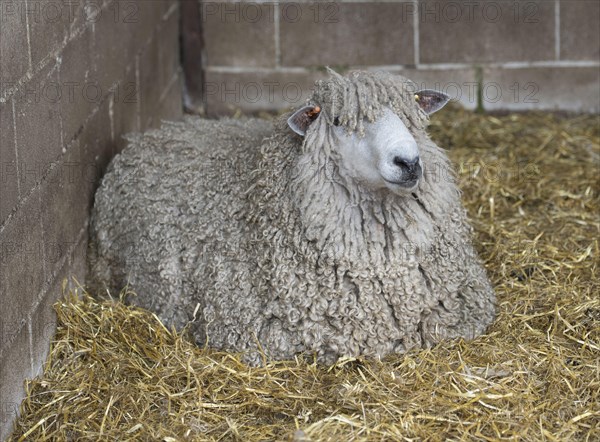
[8,105,599,441]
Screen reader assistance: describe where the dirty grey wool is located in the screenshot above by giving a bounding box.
[88,71,496,365]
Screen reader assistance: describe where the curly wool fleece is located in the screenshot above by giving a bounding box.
[88,71,496,365]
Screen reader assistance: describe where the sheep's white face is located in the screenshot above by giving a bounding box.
[331,107,422,194]
[287,87,450,195]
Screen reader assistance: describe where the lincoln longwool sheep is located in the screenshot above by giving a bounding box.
[88,71,496,365]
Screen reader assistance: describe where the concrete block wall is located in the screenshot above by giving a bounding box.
[199,0,600,115]
[0,0,183,439]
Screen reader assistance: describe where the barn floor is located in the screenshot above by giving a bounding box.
[8,106,599,441]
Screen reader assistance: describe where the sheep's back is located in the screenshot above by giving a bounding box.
[88,116,274,327]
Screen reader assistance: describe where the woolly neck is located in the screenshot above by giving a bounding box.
[252,119,462,272]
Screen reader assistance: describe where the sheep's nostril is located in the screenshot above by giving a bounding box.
[393,157,421,177]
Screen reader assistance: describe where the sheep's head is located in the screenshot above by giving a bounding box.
[287,71,449,195]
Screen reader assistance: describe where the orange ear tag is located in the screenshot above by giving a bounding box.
[307,106,321,118]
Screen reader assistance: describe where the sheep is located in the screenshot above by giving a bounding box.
[88,70,496,365]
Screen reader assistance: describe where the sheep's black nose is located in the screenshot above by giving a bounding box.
[393,157,422,178]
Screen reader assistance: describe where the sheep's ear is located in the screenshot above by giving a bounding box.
[414,90,451,115]
[287,105,321,136]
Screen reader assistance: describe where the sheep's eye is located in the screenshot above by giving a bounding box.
[333,117,340,126]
